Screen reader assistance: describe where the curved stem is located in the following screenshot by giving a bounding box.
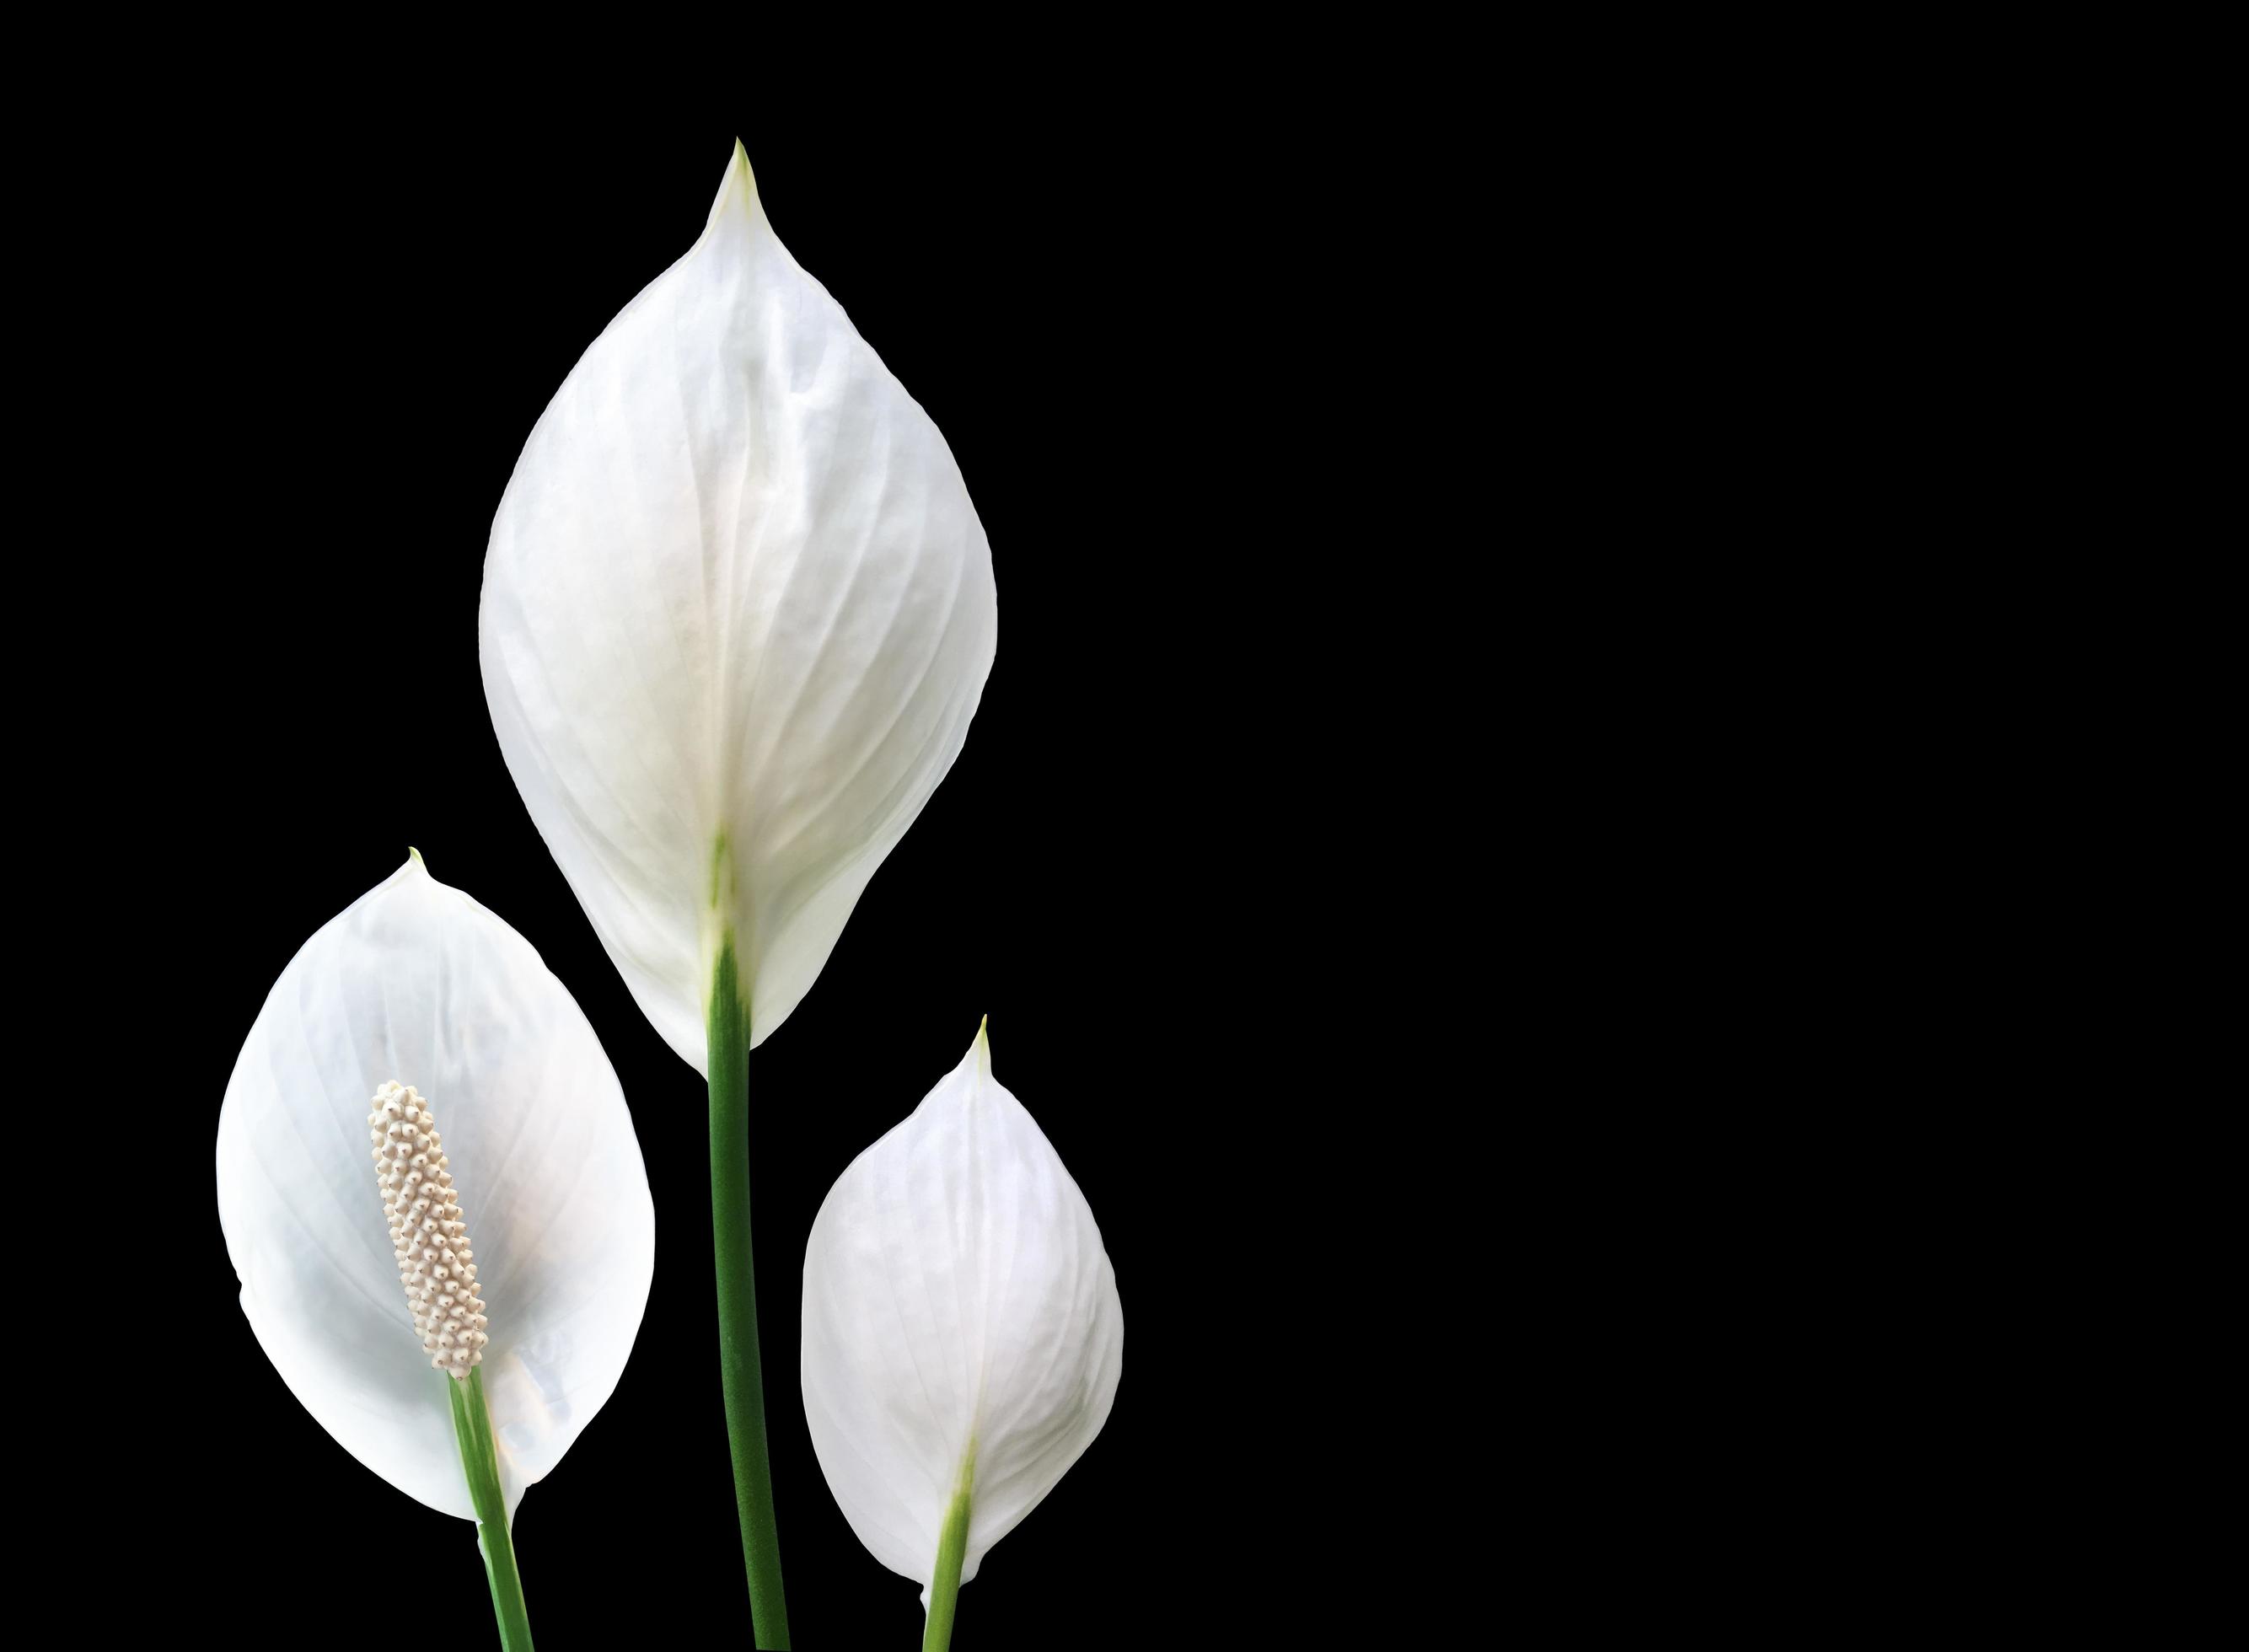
[921,1453,975,1652]
[448,1367,535,1651]
[709,936,792,1648]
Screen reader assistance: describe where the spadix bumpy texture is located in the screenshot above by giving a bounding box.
[216,856,655,1521]
[370,1083,489,1379]
[802,1028,1122,1599]
[480,142,998,1068]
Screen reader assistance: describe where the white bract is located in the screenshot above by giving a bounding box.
[802,1025,1123,1600]
[215,854,655,1521]
[480,142,998,1066]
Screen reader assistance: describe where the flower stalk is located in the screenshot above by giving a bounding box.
[448,1368,534,1652]
[921,1453,975,1652]
[708,936,791,1648]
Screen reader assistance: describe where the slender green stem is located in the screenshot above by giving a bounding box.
[709,936,792,1648]
[448,1367,535,1652]
[922,1453,976,1652]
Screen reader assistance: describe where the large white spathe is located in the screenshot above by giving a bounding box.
[802,1026,1123,1598]
[480,142,998,1068]
[215,854,655,1521]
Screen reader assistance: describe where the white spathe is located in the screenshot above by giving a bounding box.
[215,854,655,1522]
[480,142,998,1069]
[801,1026,1122,1599]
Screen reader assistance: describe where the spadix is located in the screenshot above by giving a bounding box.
[370,1081,490,1379]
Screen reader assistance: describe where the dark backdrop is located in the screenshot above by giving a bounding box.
[121,112,1307,1649]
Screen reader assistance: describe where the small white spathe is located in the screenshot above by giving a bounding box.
[801,1024,1123,1599]
[480,142,998,1067]
[214,853,655,1521]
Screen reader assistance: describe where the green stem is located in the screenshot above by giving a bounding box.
[922,1453,975,1652]
[448,1367,535,1652]
[709,936,792,1648]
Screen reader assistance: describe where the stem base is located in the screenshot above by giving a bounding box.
[922,1451,976,1652]
[709,937,792,1649]
[448,1367,535,1652]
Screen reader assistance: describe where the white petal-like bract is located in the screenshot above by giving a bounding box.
[480,142,998,1066]
[801,1026,1122,1597]
[215,855,655,1521]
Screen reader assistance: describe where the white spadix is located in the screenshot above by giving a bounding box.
[800,1024,1123,1602]
[369,1081,490,1380]
[480,142,998,1065]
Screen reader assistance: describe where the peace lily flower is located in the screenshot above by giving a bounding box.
[215,853,655,1650]
[480,141,996,1646]
[802,1023,1123,1650]
[479,143,996,1065]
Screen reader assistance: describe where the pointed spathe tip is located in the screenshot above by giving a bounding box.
[709,137,760,228]
[973,1016,991,1079]
[406,845,427,874]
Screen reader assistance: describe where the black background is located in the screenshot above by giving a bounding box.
[114,111,1316,1649]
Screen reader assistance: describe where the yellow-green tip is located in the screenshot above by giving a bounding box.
[704,138,762,238]
[407,845,427,872]
[973,1016,990,1078]
[725,137,756,206]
